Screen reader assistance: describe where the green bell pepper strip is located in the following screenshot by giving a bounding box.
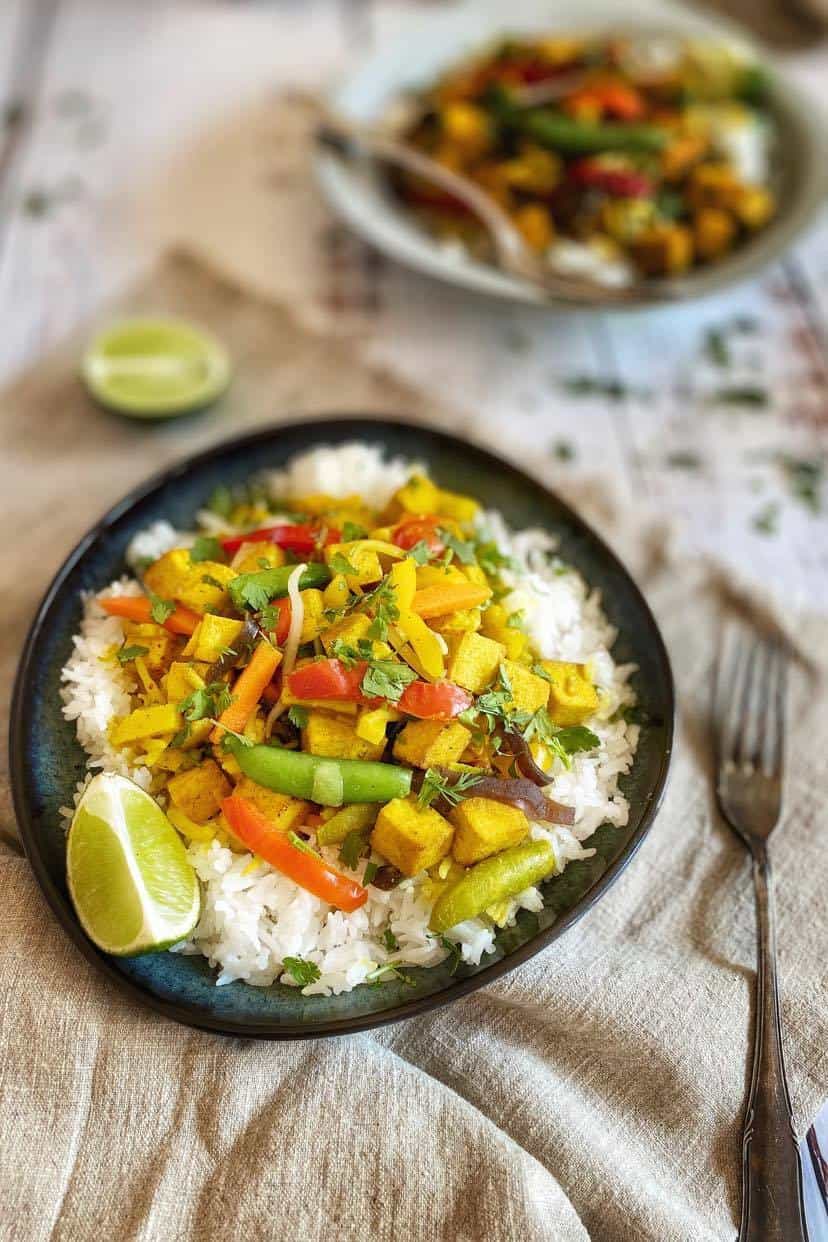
[316,803,378,846]
[227,738,413,806]
[228,562,331,612]
[518,111,666,154]
[429,839,557,933]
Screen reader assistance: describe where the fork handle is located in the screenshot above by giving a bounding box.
[739,847,807,1242]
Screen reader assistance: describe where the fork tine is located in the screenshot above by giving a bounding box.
[715,624,749,764]
[734,636,760,768]
[762,643,787,778]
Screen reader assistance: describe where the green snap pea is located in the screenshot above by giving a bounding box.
[227,739,412,806]
[519,111,667,154]
[228,563,331,612]
[317,803,378,846]
[429,839,557,934]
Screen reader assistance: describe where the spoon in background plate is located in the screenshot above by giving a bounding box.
[315,112,683,306]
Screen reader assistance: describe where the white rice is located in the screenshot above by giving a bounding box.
[60,444,639,995]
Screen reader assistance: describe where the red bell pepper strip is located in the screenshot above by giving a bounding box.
[569,158,652,198]
[393,516,445,557]
[98,594,200,636]
[398,679,473,721]
[286,659,473,720]
[222,796,368,913]
[287,659,367,702]
[221,523,342,557]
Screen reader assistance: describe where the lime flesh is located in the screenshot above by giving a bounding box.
[82,317,230,418]
[67,773,200,955]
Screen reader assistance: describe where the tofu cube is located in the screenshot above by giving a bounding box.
[434,487,479,523]
[450,797,529,865]
[234,776,309,833]
[175,560,236,615]
[111,703,182,746]
[232,542,286,575]
[393,719,471,769]
[540,660,599,726]
[389,474,441,518]
[324,543,383,587]
[143,549,192,601]
[371,797,454,876]
[502,659,549,715]
[431,608,482,637]
[167,759,231,823]
[189,614,244,664]
[321,611,390,659]
[446,631,505,694]
[121,621,177,676]
[301,711,385,761]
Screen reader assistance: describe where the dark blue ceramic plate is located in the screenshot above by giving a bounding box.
[10,418,674,1039]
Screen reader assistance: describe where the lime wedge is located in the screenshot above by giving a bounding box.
[82,317,230,418]
[67,772,200,955]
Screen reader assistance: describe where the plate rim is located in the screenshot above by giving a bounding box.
[9,415,675,1040]
[316,5,828,311]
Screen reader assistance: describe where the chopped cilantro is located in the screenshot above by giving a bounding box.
[287,705,309,729]
[712,385,768,408]
[382,928,399,952]
[363,860,380,885]
[408,540,432,565]
[438,528,476,565]
[116,643,149,665]
[704,328,730,368]
[367,961,416,987]
[474,540,519,579]
[361,660,416,703]
[338,828,370,870]
[362,577,400,641]
[417,767,484,809]
[282,956,321,987]
[229,577,273,613]
[779,455,824,514]
[170,723,191,749]
[342,521,367,542]
[551,439,575,462]
[148,593,175,624]
[666,451,703,471]
[429,932,462,974]
[201,574,226,590]
[190,534,223,563]
[179,682,233,722]
[752,502,780,536]
[531,663,552,682]
[506,610,526,630]
[328,552,358,577]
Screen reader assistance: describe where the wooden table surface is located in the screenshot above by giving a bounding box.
[0,0,825,1235]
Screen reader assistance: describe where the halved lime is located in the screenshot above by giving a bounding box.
[82,317,230,418]
[67,772,200,955]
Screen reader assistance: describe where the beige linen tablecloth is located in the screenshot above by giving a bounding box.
[1,254,825,1242]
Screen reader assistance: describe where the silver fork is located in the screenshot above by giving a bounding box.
[714,626,808,1242]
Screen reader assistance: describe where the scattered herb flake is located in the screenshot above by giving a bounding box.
[417,767,484,810]
[179,682,233,722]
[666,450,703,471]
[704,328,730,368]
[339,828,370,870]
[712,385,768,408]
[363,860,380,885]
[190,535,223,563]
[282,956,321,987]
[361,660,416,704]
[148,593,175,624]
[382,928,400,953]
[342,521,367,542]
[116,643,149,665]
[752,502,780,536]
[287,705,309,729]
[328,552,358,577]
[551,439,575,462]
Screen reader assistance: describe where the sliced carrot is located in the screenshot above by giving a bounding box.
[210,641,283,743]
[98,594,200,636]
[410,582,491,619]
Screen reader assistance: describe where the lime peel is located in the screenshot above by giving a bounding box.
[67,773,201,956]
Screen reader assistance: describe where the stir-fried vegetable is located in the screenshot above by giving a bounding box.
[429,839,557,933]
[221,523,341,557]
[210,640,282,743]
[222,796,368,912]
[228,563,331,612]
[227,738,414,805]
[99,594,200,636]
